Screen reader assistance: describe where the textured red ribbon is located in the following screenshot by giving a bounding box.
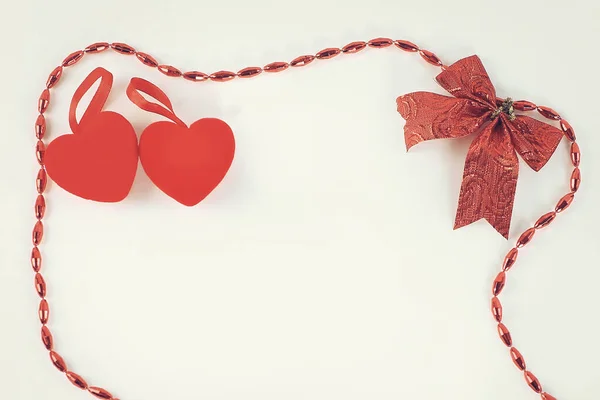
[397,55,563,238]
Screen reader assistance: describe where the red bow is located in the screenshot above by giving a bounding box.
[397,55,563,238]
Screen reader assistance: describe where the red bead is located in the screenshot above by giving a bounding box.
[524,371,543,393]
[502,248,518,271]
[85,42,110,53]
[209,70,236,81]
[394,40,419,52]
[419,50,443,66]
[263,61,289,73]
[62,51,84,67]
[35,195,46,220]
[111,42,135,55]
[41,326,53,350]
[570,142,581,167]
[516,228,536,248]
[36,169,47,194]
[183,71,209,82]
[39,299,49,324]
[35,273,47,298]
[46,66,63,89]
[36,140,46,165]
[541,393,557,400]
[88,387,113,399]
[368,37,393,48]
[510,347,526,371]
[497,323,512,347]
[35,114,46,139]
[290,55,315,67]
[38,89,50,113]
[50,350,66,372]
[534,212,556,229]
[570,168,581,192]
[31,247,42,272]
[315,47,341,59]
[537,106,560,120]
[341,41,367,53]
[158,65,182,77]
[492,271,506,296]
[513,100,537,111]
[237,67,263,78]
[555,193,575,213]
[491,297,502,322]
[32,220,44,246]
[560,119,576,142]
[66,371,88,389]
[136,52,159,68]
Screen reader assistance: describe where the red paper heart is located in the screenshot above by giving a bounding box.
[139,118,235,206]
[45,112,138,202]
[44,67,139,202]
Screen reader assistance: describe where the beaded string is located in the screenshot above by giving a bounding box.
[32,39,580,400]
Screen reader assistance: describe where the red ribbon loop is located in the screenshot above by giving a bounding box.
[69,67,113,134]
[126,77,186,127]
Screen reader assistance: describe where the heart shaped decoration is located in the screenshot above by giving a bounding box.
[127,78,235,206]
[45,68,139,202]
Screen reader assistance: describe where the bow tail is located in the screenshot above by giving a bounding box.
[454,120,519,239]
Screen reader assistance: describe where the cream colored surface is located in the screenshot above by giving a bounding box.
[1,1,599,399]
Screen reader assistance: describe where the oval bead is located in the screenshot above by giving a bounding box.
[35,195,46,219]
[516,228,536,248]
[135,52,158,68]
[497,323,512,347]
[394,40,419,52]
[183,71,209,82]
[570,142,580,167]
[41,326,53,350]
[237,66,262,78]
[38,89,50,113]
[419,49,443,66]
[35,273,47,298]
[31,247,42,272]
[571,167,581,192]
[316,47,341,59]
[66,371,88,389]
[89,387,113,399]
[158,65,182,77]
[39,299,49,324]
[560,119,576,142]
[33,220,44,246]
[35,114,46,139]
[368,37,393,48]
[290,55,315,67]
[524,371,542,393]
[36,140,46,165]
[555,193,575,213]
[209,70,236,82]
[537,106,560,120]
[491,297,503,322]
[492,271,506,296]
[111,42,135,55]
[341,41,367,53]
[85,42,110,53]
[502,248,518,271]
[512,100,537,111]
[62,50,84,67]
[46,66,63,89]
[510,347,526,371]
[541,393,557,400]
[50,350,66,372]
[263,61,289,73]
[534,211,556,229]
[36,169,47,194]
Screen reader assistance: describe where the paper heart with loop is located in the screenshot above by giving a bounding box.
[126,78,235,206]
[45,67,139,202]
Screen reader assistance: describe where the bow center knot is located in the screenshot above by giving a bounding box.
[491,97,516,121]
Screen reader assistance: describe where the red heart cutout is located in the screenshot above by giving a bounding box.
[45,111,139,202]
[139,118,235,206]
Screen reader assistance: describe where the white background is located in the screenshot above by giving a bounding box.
[1,1,599,399]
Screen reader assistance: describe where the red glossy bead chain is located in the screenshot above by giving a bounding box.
[32,39,579,400]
